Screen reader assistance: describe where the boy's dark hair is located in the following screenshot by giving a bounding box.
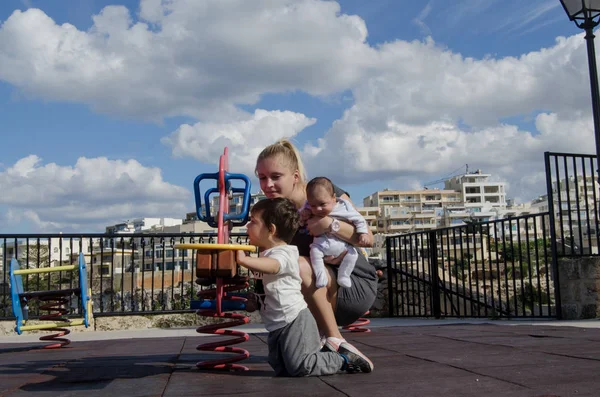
[251,197,300,244]
[306,176,335,197]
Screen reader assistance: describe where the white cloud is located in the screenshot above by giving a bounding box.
[494,1,561,35]
[0,1,373,121]
[0,155,190,231]
[413,2,433,36]
[301,33,596,202]
[162,109,316,174]
[360,34,590,127]
[0,0,596,216]
[157,29,597,204]
[444,0,499,27]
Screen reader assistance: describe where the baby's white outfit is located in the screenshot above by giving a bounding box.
[306,198,368,288]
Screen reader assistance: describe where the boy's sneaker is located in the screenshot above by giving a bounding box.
[338,342,374,373]
[321,337,345,352]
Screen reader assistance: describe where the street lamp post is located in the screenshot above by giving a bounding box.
[560,0,600,168]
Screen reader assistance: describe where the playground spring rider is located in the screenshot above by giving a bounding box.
[175,147,256,371]
[10,252,92,348]
[343,311,371,333]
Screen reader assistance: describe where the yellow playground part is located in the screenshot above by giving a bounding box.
[10,252,93,348]
[12,264,78,275]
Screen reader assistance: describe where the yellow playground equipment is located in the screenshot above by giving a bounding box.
[10,252,93,348]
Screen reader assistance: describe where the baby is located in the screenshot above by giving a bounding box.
[301,177,369,289]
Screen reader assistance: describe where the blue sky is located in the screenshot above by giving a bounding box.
[0,0,594,233]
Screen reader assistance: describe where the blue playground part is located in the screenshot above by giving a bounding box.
[9,258,26,334]
[193,171,252,228]
[190,299,246,311]
[78,253,91,328]
[9,253,91,335]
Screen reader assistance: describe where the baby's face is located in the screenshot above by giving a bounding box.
[307,186,336,217]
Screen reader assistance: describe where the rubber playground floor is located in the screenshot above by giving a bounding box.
[1,318,600,397]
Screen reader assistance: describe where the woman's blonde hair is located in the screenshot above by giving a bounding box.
[256,139,308,185]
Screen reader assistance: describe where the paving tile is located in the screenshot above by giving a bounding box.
[4,373,171,397]
[162,371,345,397]
[2,323,600,396]
[529,380,600,397]
[473,359,600,388]
[0,373,57,395]
[323,374,530,397]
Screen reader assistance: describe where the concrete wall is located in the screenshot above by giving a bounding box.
[558,256,600,319]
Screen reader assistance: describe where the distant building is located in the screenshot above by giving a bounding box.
[105,218,183,234]
[363,188,462,234]
[357,207,379,233]
[444,169,507,218]
[185,191,267,234]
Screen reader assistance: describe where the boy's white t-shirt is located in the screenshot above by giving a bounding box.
[254,245,307,332]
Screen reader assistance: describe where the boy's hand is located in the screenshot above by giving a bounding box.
[236,250,247,264]
[358,233,369,247]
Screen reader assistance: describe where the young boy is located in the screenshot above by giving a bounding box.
[300,177,370,289]
[236,197,374,376]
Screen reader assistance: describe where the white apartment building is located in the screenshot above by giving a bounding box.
[105,218,183,234]
[357,207,379,233]
[439,203,475,228]
[444,169,507,218]
[361,169,512,236]
[1,237,95,266]
[206,191,265,217]
[498,176,598,250]
[192,191,266,234]
[363,188,462,234]
[546,175,599,252]
[485,198,546,242]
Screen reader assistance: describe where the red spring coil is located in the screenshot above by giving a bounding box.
[38,296,72,349]
[343,311,371,333]
[195,276,250,371]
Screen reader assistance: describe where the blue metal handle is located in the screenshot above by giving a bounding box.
[193,172,251,228]
[223,173,251,226]
[203,187,219,228]
[193,172,219,225]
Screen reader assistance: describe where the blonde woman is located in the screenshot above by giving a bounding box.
[254,140,377,364]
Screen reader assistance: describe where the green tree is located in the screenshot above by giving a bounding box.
[18,243,50,269]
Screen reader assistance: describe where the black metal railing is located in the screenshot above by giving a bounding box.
[386,213,559,319]
[545,152,599,257]
[0,233,250,320]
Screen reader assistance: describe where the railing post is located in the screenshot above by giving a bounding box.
[386,236,395,317]
[429,230,441,319]
[544,152,562,319]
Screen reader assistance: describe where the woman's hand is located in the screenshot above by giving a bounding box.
[324,250,347,266]
[305,216,333,236]
[299,207,312,226]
